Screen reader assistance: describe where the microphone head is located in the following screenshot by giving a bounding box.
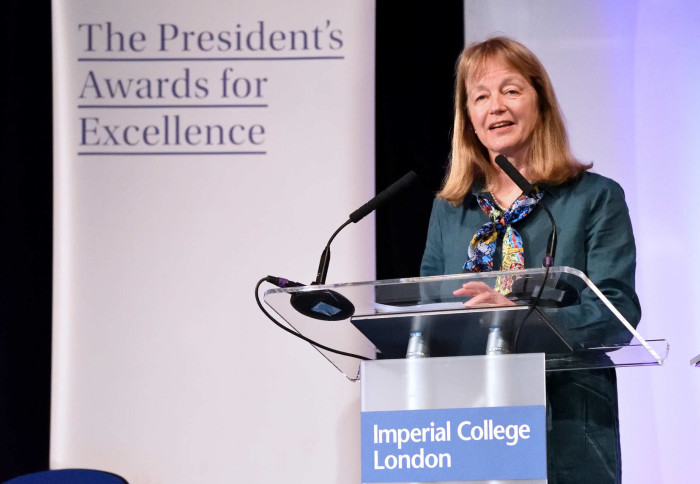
[494,155,511,170]
[494,155,535,196]
[349,170,419,223]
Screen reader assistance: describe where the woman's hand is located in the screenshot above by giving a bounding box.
[453,281,515,308]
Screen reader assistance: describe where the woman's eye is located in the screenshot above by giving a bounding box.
[474,94,486,102]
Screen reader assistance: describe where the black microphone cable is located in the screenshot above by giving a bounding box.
[255,276,370,360]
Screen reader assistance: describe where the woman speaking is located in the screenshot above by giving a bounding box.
[421,37,640,483]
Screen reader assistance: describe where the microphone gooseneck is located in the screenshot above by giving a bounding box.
[314,220,350,285]
[315,170,419,284]
[494,155,557,267]
[493,155,565,353]
[274,170,420,325]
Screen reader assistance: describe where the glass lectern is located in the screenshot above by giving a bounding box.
[263,266,667,381]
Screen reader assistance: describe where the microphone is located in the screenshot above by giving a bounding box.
[494,155,536,197]
[494,155,564,353]
[349,171,419,223]
[315,170,419,284]
[494,155,556,267]
[493,156,578,310]
[272,171,419,322]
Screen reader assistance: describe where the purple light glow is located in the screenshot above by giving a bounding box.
[465,1,700,481]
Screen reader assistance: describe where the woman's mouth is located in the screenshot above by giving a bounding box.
[489,121,514,130]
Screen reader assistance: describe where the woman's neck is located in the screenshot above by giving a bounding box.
[489,179,522,209]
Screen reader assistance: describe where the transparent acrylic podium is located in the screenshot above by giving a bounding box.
[263,266,667,381]
[264,267,667,483]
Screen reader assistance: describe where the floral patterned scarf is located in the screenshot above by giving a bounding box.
[464,190,542,294]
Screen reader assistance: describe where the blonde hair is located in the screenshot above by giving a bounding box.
[439,36,591,205]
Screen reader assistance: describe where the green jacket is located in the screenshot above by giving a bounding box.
[420,171,640,483]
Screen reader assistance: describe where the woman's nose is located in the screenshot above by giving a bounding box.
[489,93,506,113]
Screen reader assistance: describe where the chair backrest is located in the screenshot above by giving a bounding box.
[3,469,128,484]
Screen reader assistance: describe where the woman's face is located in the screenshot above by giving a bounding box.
[466,56,539,164]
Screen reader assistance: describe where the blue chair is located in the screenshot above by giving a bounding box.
[3,469,128,484]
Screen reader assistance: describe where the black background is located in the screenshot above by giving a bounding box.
[1,2,53,481]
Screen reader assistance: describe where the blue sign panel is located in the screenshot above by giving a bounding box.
[361,405,546,483]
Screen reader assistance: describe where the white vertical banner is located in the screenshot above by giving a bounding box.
[52,1,375,482]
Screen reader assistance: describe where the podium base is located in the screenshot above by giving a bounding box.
[360,354,547,484]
